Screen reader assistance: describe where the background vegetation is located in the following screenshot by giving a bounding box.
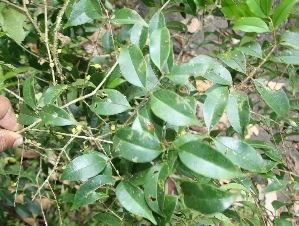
[0,0,299,225]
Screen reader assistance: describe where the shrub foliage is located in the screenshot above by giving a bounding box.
[0,0,298,225]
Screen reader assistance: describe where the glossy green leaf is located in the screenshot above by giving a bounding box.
[0,7,26,43]
[102,32,115,54]
[244,140,283,162]
[18,105,39,125]
[156,195,178,225]
[192,55,233,85]
[178,140,242,179]
[273,0,297,29]
[280,32,299,50]
[203,86,229,130]
[23,76,36,109]
[115,181,157,225]
[44,84,66,105]
[221,0,245,19]
[182,182,239,214]
[90,89,131,115]
[270,50,299,65]
[144,164,168,215]
[119,44,147,88]
[149,12,166,34]
[113,128,163,163]
[163,41,174,73]
[218,49,246,73]
[150,27,171,70]
[261,0,273,17]
[141,0,156,7]
[274,218,293,226]
[150,90,198,126]
[227,92,250,136]
[64,0,91,28]
[94,213,122,226]
[61,154,107,181]
[246,0,268,18]
[233,17,270,33]
[40,104,78,126]
[263,179,288,193]
[72,175,115,210]
[85,0,102,19]
[254,79,290,117]
[145,58,160,91]
[182,0,197,16]
[111,8,148,27]
[166,21,188,33]
[214,137,268,173]
[171,134,204,149]
[239,41,262,58]
[130,24,148,49]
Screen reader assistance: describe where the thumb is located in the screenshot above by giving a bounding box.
[0,96,22,131]
[0,129,23,152]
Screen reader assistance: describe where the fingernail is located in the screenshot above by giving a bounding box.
[13,137,23,148]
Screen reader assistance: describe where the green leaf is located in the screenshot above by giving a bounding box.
[18,105,39,125]
[270,50,299,65]
[254,79,290,117]
[90,89,131,115]
[274,218,293,226]
[113,128,163,163]
[102,32,115,54]
[260,0,273,17]
[150,90,198,126]
[150,27,171,70]
[246,0,268,18]
[111,8,148,27]
[40,104,78,126]
[280,32,299,50]
[214,137,268,173]
[119,44,147,88]
[191,55,233,85]
[244,140,283,162]
[166,21,188,33]
[85,0,102,19]
[145,58,160,91]
[181,182,239,214]
[273,0,297,29]
[144,164,168,216]
[115,181,157,225]
[44,84,66,105]
[94,213,122,226]
[221,0,245,19]
[23,76,36,109]
[218,49,246,73]
[0,7,26,43]
[233,17,270,33]
[64,0,91,28]
[149,12,166,34]
[72,175,115,210]
[141,0,157,7]
[156,195,178,225]
[239,41,262,58]
[203,86,229,130]
[61,154,107,181]
[130,24,148,49]
[182,0,197,16]
[178,140,242,179]
[171,134,204,149]
[263,179,288,193]
[227,91,250,136]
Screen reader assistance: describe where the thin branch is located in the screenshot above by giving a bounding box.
[62,61,118,108]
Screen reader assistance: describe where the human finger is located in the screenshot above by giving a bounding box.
[0,129,23,152]
[0,96,22,131]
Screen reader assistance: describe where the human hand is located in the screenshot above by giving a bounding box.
[0,96,23,152]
